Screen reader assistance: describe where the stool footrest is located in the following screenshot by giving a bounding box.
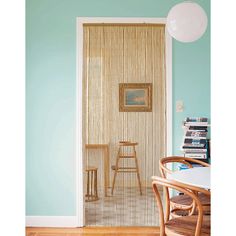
[118,167,137,169]
[119,153,135,156]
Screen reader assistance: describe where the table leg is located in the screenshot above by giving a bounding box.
[104,146,109,196]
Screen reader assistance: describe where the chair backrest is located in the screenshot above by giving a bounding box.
[152,176,209,236]
[157,156,210,222]
[159,156,210,178]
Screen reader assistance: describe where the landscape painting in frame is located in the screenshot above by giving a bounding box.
[119,83,152,112]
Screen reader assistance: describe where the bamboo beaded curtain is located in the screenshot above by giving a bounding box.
[82,24,166,194]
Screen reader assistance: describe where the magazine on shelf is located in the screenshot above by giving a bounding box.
[187,126,208,131]
[184,117,208,126]
[184,122,208,126]
[183,139,206,148]
[185,131,207,139]
[183,144,206,148]
[184,138,207,145]
[184,153,207,159]
[182,145,206,149]
[182,148,207,153]
[185,117,208,123]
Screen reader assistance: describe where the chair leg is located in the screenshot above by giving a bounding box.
[134,149,142,195]
[111,148,120,195]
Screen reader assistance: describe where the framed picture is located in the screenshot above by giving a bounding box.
[119,83,152,112]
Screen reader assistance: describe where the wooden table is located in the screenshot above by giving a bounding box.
[168,167,211,189]
[85,144,109,196]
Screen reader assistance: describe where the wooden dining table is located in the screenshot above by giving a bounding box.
[167,166,211,189]
[85,144,110,196]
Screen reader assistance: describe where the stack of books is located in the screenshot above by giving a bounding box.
[181,117,210,160]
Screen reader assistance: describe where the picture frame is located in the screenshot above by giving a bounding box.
[119,83,152,112]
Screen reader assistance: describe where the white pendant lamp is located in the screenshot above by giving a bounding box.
[166,1,208,42]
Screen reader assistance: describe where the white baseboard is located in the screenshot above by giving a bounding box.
[26,216,80,227]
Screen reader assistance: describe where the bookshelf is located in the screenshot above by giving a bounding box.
[181,117,210,166]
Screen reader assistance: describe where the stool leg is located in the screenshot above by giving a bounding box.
[85,168,99,202]
[111,148,120,195]
[134,147,142,195]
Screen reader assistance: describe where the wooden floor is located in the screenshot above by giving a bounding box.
[26,226,160,236]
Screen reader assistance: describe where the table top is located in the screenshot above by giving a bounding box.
[85,144,109,148]
[168,167,211,189]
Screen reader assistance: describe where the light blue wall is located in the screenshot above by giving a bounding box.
[26,0,210,216]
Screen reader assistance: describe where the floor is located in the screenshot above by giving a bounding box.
[26,187,161,235]
[85,186,160,226]
[26,226,160,236]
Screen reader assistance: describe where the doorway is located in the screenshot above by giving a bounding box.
[76,18,172,227]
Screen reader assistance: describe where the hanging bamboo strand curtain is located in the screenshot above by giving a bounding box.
[82,24,166,191]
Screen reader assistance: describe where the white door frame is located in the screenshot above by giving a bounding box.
[76,17,172,227]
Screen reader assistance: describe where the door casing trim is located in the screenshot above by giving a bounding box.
[76,17,172,226]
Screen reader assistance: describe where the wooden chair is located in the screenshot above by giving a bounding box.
[85,166,99,202]
[159,156,210,220]
[111,141,142,195]
[152,176,211,236]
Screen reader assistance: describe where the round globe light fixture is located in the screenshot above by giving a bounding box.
[166,1,208,43]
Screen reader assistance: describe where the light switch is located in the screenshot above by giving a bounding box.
[176,100,184,112]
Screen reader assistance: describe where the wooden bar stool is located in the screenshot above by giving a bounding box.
[111,141,142,195]
[85,166,99,202]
